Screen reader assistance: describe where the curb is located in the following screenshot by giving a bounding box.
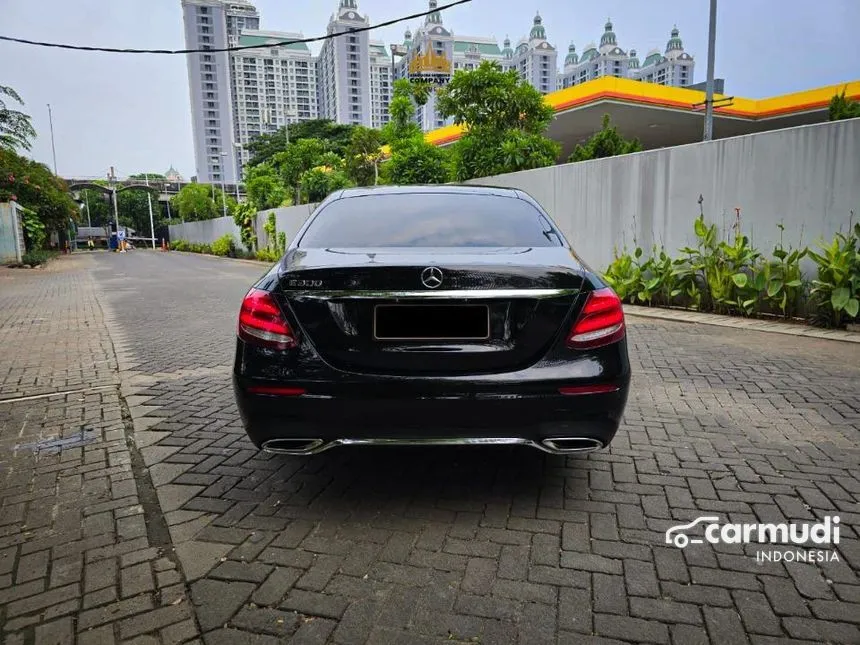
[624,304,860,344]
[167,249,275,267]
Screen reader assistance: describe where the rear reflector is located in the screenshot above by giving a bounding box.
[238,288,297,350]
[247,385,306,396]
[559,384,620,396]
[567,288,626,349]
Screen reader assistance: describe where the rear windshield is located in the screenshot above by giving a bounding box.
[298,193,562,248]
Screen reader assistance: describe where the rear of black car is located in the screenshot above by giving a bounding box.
[233,186,630,455]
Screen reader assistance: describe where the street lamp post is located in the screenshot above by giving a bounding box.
[703,0,718,141]
[144,175,156,249]
[233,142,242,202]
[214,154,227,218]
[108,167,120,251]
[84,190,92,227]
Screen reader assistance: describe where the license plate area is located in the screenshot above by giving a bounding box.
[373,304,490,341]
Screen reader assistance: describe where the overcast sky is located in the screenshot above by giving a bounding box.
[2,0,858,180]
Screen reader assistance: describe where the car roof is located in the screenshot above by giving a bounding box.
[334,184,522,199]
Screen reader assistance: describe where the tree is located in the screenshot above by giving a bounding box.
[385,138,451,185]
[245,164,288,209]
[569,114,642,162]
[299,167,354,203]
[171,183,218,221]
[271,138,329,204]
[0,148,77,245]
[117,189,163,237]
[77,188,112,227]
[828,90,860,121]
[345,127,384,186]
[0,86,36,151]
[436,61,560,180]
[245,119,356,167]
[129,172,166,182]
[382,79,423,145]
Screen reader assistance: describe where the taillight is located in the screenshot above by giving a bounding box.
[567,288,625,349]
[238,288,297,350]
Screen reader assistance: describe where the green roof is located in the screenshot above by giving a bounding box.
[238,34,309,52]
[370,44,389,58]
[454,40,502,56]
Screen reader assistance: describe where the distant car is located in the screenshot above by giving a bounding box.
[233,185,631,455]
[665,516,720,548]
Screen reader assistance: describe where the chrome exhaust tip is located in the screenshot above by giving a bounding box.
[541,437,604,454]
[261,438,326,455]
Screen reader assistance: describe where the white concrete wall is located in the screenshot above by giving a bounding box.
[169,203,319,252]
[467,119,860,271]
[168,217,243,247]
[255,203,318,250]
[167,120,860,271]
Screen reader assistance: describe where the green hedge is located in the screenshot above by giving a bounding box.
[603,218,860,328]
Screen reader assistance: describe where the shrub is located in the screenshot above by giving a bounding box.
[809,223,860,327]
[20,249,56,266]
[171,239,189,251]
[761,224,806,318]
[254,248,281,263]
[211,234,236,257]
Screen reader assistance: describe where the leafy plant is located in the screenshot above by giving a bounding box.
[19,206,46,249]
[232,202,257,251]
[602,248,642,304]
[171,239,188,251]
[211,234,236,257]
[828,89,860,121]
[808,222,860,327]
[277,232,287,254]
[20,249,56,266]
[437,61,559,181]
[569,114,642,163]
[254,248,281,263]
[0,85,37,151]
[761,224,806,318]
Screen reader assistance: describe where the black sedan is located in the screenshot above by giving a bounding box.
[233,185,630,455]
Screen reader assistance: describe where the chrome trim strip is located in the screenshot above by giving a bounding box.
[260,436,605,456]
[285,288,580,300]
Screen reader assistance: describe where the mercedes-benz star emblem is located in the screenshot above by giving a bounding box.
[420,266,443,289]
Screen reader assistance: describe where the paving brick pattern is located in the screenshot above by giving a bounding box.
[2,252,859,644]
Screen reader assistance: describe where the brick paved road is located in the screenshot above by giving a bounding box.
[1,251,859,644]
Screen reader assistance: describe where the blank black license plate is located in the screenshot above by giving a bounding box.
[374,305,490,340]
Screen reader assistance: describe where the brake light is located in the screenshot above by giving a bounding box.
[559,384,620,395]
[567,288,625,349]
[247,386,306,396]
[238,288,297,350]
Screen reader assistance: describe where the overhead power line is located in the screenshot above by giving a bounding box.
[0,0,471,54]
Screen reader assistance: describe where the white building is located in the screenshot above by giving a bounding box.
[317,0,374,126]
[369,41,392,129]
[231,30,318,171]
[181,0,259,183]
[559,22,694,90]
[631,27,695,87]
[509,13,557,94]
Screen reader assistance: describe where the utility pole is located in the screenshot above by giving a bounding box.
[84,190,92,227]
[144,175,156,249]
[703,0,717,141]
[108,167,120,251]
[46,104,58,175]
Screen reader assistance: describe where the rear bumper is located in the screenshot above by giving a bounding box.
[233,374,629,455]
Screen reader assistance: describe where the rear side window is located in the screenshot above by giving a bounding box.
[298,193,562,248]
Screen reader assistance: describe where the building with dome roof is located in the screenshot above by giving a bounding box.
[505,13,558,94]
[558,22,694,90]
[630,27,695,87]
